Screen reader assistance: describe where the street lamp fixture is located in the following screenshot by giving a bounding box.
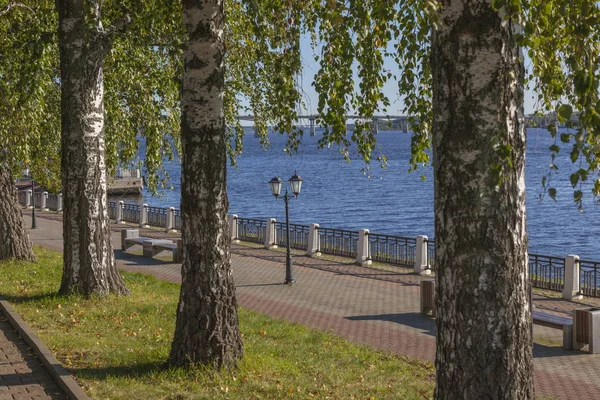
[31,179,37,229]
[269,171,304,284]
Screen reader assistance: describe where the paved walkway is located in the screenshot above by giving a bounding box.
[0,315,66,400]
[24,211,600,399]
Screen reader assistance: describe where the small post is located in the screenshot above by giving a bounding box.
[415,235,431,275]
[25,190,31,208]
[265,218,277,249]
[356,229,371,266]
[41,191,48,211]
[140,204,149,228]
[116,201,124,224]
[57,193,63,213]
[166,207,175,232]
[306,223,321,257]
[563,255,583,300]
[229,214,239,243]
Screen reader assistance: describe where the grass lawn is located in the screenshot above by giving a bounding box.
[0,247,434,399]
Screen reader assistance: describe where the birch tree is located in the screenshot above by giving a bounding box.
[168,0,243,368]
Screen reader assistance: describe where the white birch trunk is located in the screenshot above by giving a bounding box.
[168,0,243,367]
[56,0,128,296]
[432,1,532,398]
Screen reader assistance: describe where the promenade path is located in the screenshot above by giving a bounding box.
[23,211,600,400]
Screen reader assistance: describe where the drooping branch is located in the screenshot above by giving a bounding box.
[0,2,33,18]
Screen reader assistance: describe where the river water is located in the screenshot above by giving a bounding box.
[116,129,600,260]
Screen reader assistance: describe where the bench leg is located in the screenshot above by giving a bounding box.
[143,242,154,257]
[563,325,573,350]
[121,229,139,250]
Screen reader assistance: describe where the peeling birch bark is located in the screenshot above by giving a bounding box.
[432,1,533,398]
[56,0,128,296]
[168,0,243,368]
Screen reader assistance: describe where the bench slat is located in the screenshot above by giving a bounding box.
[533,311,572,330]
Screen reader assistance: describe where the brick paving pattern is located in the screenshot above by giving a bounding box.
[24,211,600,400]
[0,315,66,400]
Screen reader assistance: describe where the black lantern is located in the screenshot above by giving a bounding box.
[289,171,303,197]
[269,176,283,198]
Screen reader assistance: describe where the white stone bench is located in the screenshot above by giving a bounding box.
[532,311,573,350]
[121,229,182,263]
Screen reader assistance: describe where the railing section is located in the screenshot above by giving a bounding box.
[237,218,266,244]
[17,190,27,207]
[368,233,416,267]
[274,222,309,250]
[122,204,141,224]
[107,201,117,220]
[318,227,358,258]
[46,194,58,210]
[580,259,600,298]
[528,254,565,292]
[147,206,168,228]
[427,239,436,271]
[174,209,182,231]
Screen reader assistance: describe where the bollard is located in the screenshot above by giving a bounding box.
[415,235,431,275]
[25,190,32,208]
[41,191,48,211]
[228,214,239,243]
[139,204,149,228]
[563,255,583,300]
[166,207,175,232]
[265,218,277,249]
[116,201,124,224]
[356,229,371,266]
[57,193,63,213]
[307,223,321,257]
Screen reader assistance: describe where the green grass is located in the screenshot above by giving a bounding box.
[0,247,434,399]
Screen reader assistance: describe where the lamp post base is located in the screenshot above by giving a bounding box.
[284,278,295,285]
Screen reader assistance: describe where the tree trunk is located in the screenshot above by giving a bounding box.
[432,1,532,398]
[168,0,243,368]
[56,0,128,296]
[0,162,35,262]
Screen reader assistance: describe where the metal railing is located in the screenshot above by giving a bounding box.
[122,204,141,224]
[107,201,117,220]
[368,233,416,267]
[237,218,267,244]
[174,209,182,231]
[274,222,310,250]
[529,254,565,292]
[580,259,600,298]
[427,239,436,271]
[147,206,168,228]
[318,227,358,258]
[46,194,58,210]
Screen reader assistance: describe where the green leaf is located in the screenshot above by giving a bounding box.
[548,188,557,200]
[570,173,579,187]
[560,133,571,143]
[549,144,560,153]
[557,104,573,122]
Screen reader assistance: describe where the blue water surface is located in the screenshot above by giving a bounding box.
[126,128,600,260]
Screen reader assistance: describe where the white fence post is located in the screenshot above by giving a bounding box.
[228,214,239,242]
[307,223,320,257]
[140,204,149,228]
[356,229,371,266]
[41,191,48,211]
[26,190,32,208]
[415,235,431,275]
[563,255,582,300]
[265,218,277,249]
[166,207,175,232]
[57,193,63,212]
[116,201,124,223]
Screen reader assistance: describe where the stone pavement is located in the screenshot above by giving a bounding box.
[24,211,600,400]
[0,315,66,400]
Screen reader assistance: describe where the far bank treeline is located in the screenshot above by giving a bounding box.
[1,1,600,399]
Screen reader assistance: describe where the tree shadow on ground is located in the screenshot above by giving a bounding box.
[345,312,436,337]
[0,292,61,305]
[114,250,175,267]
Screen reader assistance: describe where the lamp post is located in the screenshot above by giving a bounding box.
[269,171,304,285]
[31,179,37,229]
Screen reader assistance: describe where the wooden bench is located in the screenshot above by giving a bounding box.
[532,311,573,350]
[121,229,182,263]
